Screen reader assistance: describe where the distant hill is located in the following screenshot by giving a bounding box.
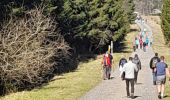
[134,0,162,15]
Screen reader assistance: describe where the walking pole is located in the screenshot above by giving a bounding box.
[111,41,113,55]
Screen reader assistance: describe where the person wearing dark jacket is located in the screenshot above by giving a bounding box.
[119,55,127,72]
[132,54,141,84]
[150,53,160,85]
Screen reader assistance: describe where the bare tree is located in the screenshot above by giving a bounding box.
[0,7,70,93]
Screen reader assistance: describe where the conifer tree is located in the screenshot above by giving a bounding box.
[161,0,170,41]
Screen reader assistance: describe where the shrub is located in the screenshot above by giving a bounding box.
[0,7,70,93]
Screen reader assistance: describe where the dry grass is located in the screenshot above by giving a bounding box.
[0,24,139,100]
[143,16,170,100]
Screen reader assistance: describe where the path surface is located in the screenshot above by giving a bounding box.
[80,21,158,100]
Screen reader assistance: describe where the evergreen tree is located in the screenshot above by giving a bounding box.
[59,0,130,52]
[161,0,170,41]
[123,0,136,23]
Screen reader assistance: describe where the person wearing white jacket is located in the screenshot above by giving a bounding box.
[121,57,138,99]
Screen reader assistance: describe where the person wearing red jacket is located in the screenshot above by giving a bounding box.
[102,51,113,80]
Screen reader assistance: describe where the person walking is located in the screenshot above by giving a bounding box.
[150,53,160,85]
[119,55,127,72]
[135,37,139,50]
[139,37,143,49]
[101,51,113,80]
[155,56,170,99]
[143,42,146,52]
[132,40,136,52]
[132,54,141,84]
[121,57,138,99]
[145,36,149,46]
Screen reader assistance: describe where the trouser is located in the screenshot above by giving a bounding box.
[140,44,143,49]
[126,79,135,96]
[136,44,138,49]
[143,46,146,52]
[153,72,157,84]
[103,66,111,79]
[134,72,138,83]
[133,46,136,52]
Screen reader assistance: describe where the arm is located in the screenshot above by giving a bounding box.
[165,64,170,78]
[149,58,153,69]
[166,68,170,78]
[119,59,122,67]
[139,60,141,70]
[120,65,126,77]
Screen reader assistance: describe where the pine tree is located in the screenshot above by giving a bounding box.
[123,0,136,23]
[161,0,170,41]
[59,0,130,52]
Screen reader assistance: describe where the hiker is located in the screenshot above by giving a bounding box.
[155,56,170,99]
[150,53,160,85]
[143,42,146,52]
[101,51,113,80]
[145,36,149,46]
[121,57,138,99]
[135,37,139,50]
[139,37,143,49]
[132,39,136,52]
[119,55,127,72]
[132,54,141,84]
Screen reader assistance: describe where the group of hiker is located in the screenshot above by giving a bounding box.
[119,54,141,99]
[101,51,170,99]
[133,30,152,52]
[150,53,170,99]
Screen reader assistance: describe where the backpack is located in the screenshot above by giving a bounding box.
[152,58,158,68]
[133,58,139,65]
[103,54,111,66]
[132,58,141,70]
[120,59,127,67]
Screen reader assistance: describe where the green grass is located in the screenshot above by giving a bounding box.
[0,25,138,100]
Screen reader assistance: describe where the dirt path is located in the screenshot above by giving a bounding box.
[80,21,158,100]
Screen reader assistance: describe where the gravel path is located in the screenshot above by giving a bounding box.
[80,21,159,100]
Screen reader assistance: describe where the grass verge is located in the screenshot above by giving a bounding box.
[0,24,139,100]
[144,16,170,100]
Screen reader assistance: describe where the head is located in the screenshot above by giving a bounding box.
[155,53,158,57]
[105,51,109,57]
[129,57,133,61]
[160,56,164,61]
[134,54,139,59]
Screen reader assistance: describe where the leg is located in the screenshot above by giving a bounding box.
[106,67,109,79]
[153,72,156,85]
[108,67,111,79]
[161,84,165,98]
[126,79,130,97]
[157,84,161,99]
[106,67,111,79]
[134,72,138,84]
[161,77,166,98]
[130,79,135,99]
[103,66,106,80]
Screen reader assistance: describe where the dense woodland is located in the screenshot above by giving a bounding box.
[0,0,135,94]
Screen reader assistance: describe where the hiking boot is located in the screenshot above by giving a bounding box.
[158,92,161,99]
[127,95,130,98]
[131,93,135,99]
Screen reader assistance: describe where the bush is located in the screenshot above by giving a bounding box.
[0,7,71,93]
